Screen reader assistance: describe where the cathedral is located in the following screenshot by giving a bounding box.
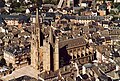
[31,7,59,72]
[31,0,95,73]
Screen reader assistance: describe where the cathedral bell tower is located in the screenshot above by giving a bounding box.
[31,3,42,70]
[43,24,60,72]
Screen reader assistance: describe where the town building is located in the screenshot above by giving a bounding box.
[4,44,30,69]
[0,15,30,26]
[1,0,120,80]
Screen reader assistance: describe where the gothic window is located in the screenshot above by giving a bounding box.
[85,53,88,56]
[73,55,76,59]
[73,49,76,52]
[81,53,84,57]
[88,56,92,62]
[32,38,34,41]
[77,54,80,58]
[78,47,80,50]
[69,50,72,53]
[81,47,84,50]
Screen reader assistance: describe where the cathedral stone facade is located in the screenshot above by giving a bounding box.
[31,7,95,72]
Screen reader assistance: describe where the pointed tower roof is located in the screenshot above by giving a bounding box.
[36,8,40,29]
[35,7,41,47]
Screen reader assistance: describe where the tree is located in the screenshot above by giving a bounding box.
[117,5,120,11]
[113,3,120,8]
[43,0,58,5]
[110,8,119,15]
[10,2,21,8]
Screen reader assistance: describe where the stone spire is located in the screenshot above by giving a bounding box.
[35,7,41,48]
[31,1,42,69]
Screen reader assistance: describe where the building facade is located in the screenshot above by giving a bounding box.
[4,45,30,69]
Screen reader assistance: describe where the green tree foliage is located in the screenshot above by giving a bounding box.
[10,1,27,13]
[15,7,26,13]
[114,3,120,8]
[44,0,58,5]
[10,1,21,8]
[117,5,120,11]
[31,0,36,3]
[110,10,118,15]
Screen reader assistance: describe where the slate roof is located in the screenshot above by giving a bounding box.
[18,15,30,23]
[61,15,105,20]
[59,36,87,49]
[0,15,6,25]
[5,44,30,56]
[99,3,107,10]
[0,16,4,23]
[102,21,109,24]
[61,15,76,20]
[0,1,5,8]
[113,20,120,23]
[76,16,104,20]
[83,63,93,68]
[1,15,19,20]
[42,12,56,23]
[0,14,30,23]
